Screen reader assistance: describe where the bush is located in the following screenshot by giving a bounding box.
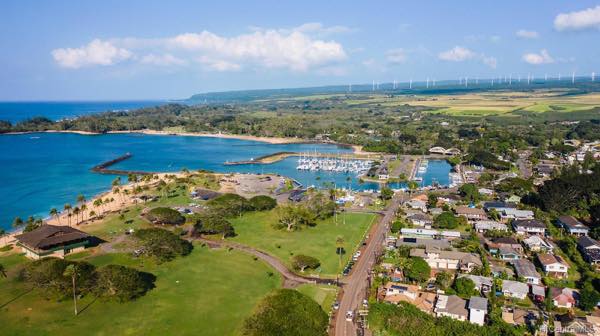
[242,289,327,336]
[248,195,277,211]
[21,258,96,298]
[145,207,185,225]
[133,228,193,262]
[95,265,155,302]
[291,255,320,272]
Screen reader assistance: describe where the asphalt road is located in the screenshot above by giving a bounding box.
[334,193,403,336]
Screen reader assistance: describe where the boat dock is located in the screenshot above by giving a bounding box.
[223,151,375,166]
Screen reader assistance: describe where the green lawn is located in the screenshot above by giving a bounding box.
[228,211,376,276]
[0,245,281,336]
[296,284,338,312]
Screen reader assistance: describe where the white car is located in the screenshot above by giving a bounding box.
[345,310,354,322]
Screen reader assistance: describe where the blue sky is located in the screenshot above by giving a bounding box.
[1,0,600,100]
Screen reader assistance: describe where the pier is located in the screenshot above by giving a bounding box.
[223,151,376,166]
[91,153,153,175]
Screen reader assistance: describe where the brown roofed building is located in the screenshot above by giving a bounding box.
[15,225,92,259]
[455,206,488,221]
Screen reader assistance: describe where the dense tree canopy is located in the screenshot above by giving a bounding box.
[291,255,321,272]
[145,207,185,225]
[434,212,461,229]
[133,228,193,262]
[248,195,277,211]
[242,289,328,336]
[192,212,235,238]
[94,265,155,302]
[404,257,431,283]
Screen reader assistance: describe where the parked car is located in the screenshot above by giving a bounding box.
[345,310,354,322]
[332,302,340,310]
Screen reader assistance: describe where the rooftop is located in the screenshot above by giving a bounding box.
[469,296,488,311]
[15,225,91,251]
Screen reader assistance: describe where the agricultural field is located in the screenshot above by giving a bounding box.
[0,245,281,336]
[228,211,376,276]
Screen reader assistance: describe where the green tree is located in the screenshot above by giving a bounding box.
[458,183,480,203]
[12,216,23,228]
[404,257,431,283]
[453,277,479,298]
[291,255,321,272]
[579,283,600,311]
[407,181,419,195]
[64,203,72,226]
[381,185,394,200]
[94,265,155,302]
[275,204,316,231]
[434,211,460,229]
[63,264,81,315]
[0,263,6,278]
[193,213,235,238]
[427,193,438,208]
[145,207,185,225]
[435,271,453,290]
[49,208,59,224]
[242,289,327,336]
[133,228,193,262]
[335,236,345,267]
[248,195,277,211]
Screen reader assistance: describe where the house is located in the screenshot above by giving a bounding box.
[502,208,535,221]
[483,201,517,212]
[405,199,427,212]
[577,236,600,265]
[438,195,461,205]
[382,282,436,313]
[15,225,92,260]
[538,254,569,278]
[502,308,539,327]
[410,248,483,272]
[558,215,589,236]
[435,295,469,321]
[478,188,494,196]
[513,259,542,285]
[458,274,493,294]
[190,188,220,201]
[523,235,554,253]
[491,264,515,278]
[531,284,546,303]
[468,296,488,326]
[406,213,433,228]
[400,228,461,240]
[506,195,522,204]
[475,220,508,233]
[554,314,597,336]
[513,219,546,235]
[455,206,488,221]
[550,287,578,309]
[492,237,524,254]
[502,280,529,300]
[498,246,521,261]
[429,207,443,216]
[396,237,451,250]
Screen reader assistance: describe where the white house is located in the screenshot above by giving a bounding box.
[410,248,482,272]
[513,219,546,236]
[502,280,529,300]
[557,215,589,236]
[523,235,554,253]
[468,296,488,326]
[435,295,468,321]
[538,254,569,278]
[513,259,542,285]
[475,221,508,233]
[502,208,535,221]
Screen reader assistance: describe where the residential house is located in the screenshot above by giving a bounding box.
[531,284,546,303]
[429,207,443,216]
[513,219,546,235]
[558,215,589,236]
[502,280,529,300]
[478,188,494,196]
[435,295,469,321]
[455,206,488,221]
[487,237,523,255]
[498,246,521,261]
[475,220,508,233]
[400,228,461,240]
[410,248,483,273]
[15,225,92,260]
[523,235,554,253]
[491,264,515,278]
[483,201,517,213]
[458,274,493,294]
[506,195,521,204]
[538,254,569,278]
[502,209,535,221]
[406,213,433,228]
[468,296,488,326]
[438,195,461,205]
[513,259,542,285]
[554,314,597,336]
[550,287,578,309]
[396,237,451,250]
[405,199,427,212]
[502,308,539,327]
[577,236,600,265]
[381,282,436,313]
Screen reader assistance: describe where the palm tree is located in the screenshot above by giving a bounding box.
[12,216,23,229]
[63,264,80,315]
[77,194,86,206]
[64,204,72,226]
[49,208,60,224]
[72,207,80,225]
[407,181,419,197]
[0,229,6,246]
[0,263,6,278]
[335,236,345,268]
[80,204,87,222]
[88,210,96,220]
[93,199,103,215]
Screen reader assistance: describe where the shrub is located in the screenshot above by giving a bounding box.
[95,265,155,302]
[248,195,277,211]
[133,228,193,262]
[145,207,185,225]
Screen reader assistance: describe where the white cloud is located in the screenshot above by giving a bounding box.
[386,48,407,64]
[168,30,346,71]
[438,46,496,68]
[140,54,186,66]
[52,24,347,72]
[438,46,475,62]
[52,39,132,68]
[522,49,554,64]
[555,5,600,31]
[516,29,539,39]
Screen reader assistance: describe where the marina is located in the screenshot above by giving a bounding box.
[296,155,373,175]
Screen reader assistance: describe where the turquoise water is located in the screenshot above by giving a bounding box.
[414,160,452,186]
[0,133,451,231]
[0,101,166,123]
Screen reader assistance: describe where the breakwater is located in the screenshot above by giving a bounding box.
[91,153,153,175]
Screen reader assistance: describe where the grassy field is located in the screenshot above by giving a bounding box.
[228,211,376,276]
[0,245,281,336]
[296,284,338,311]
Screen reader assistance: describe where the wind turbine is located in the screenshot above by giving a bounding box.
[409,78,413,89]
[348,83,352,93]
[527,74,531,85]
[509,74,512,85]
[593,72,596,82]
[491,78,494,86]
[465,77,468,87]
[558,73,561,81]
[572,71,575,84]
[372,80,375,91]
[426,77,430,88]
[545,73,548,81]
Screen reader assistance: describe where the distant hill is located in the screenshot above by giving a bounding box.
[185,80,600,105]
